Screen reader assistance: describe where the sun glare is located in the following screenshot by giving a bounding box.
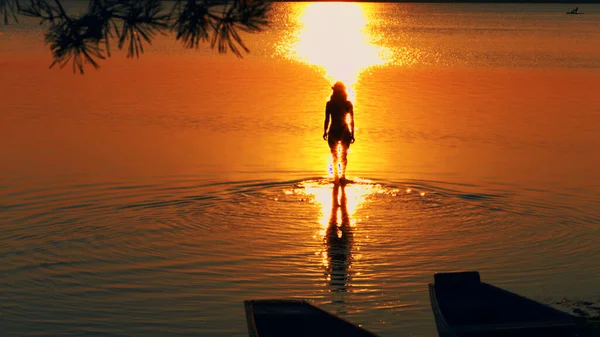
[279,3,392,101]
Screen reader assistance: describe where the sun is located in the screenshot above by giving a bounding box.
[278,2,393,101]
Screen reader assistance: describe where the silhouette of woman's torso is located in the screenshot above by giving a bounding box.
[327,98,352,133]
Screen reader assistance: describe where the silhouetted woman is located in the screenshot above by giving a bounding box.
[322,81,355,183]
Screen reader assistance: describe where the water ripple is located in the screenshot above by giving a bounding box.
[1,175,599,337]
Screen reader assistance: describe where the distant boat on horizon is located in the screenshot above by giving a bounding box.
[566,7,584,14]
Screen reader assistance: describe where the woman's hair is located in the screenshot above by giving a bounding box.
[331,81,348,101]
[331,89,348,101]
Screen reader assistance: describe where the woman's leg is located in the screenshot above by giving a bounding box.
[340,134,352,179]
[340,143,349,178]
[328,138,341,178]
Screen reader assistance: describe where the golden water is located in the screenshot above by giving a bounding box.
[1,3,600,336]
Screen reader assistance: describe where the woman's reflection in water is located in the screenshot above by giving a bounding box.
[325,184,354,302]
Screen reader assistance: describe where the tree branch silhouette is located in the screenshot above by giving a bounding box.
[1,0,20,24]
[2,0,271,73]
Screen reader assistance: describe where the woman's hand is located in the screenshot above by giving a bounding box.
[323,133,328,141]
[350,134,355,143]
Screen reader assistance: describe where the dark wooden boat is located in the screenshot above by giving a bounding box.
[428,271,579,337]
[244,299,380,337]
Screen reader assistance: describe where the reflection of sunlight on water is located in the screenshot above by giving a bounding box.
[300,179,373,228]
[291,179,378,279]
[278,3,393,102]
[282,179,432,297]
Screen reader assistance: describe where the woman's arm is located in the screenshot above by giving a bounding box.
[349,103,355,141]
[323,102,330,140]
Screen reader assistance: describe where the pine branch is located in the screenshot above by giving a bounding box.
[1,0,272,73]
[1,0,20,24]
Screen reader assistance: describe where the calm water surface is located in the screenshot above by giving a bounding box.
[1,2,600,336]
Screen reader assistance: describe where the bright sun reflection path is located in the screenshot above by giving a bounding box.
[280,3,393,101]
[296,179,375,231]
[292,179,377,274]
[286,180,429,275]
